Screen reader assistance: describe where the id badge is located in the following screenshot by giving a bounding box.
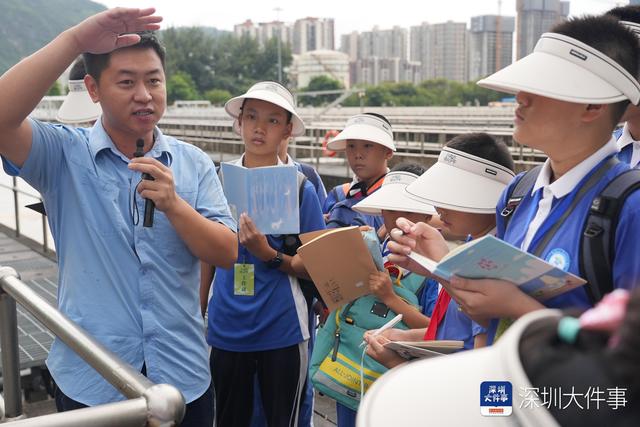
[234,263,255,296]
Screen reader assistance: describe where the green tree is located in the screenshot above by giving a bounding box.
[298,75,344,106]
[204,88,232,106]
[166,71,199,104]
[161,27,217,94]
[47,80,62,96]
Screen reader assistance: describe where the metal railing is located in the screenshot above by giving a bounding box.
[0,177,51,254]
[0,266,185,426]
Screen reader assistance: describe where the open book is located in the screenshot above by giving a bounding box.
[384,340,464,360]
[408,235,586,301]
[297,226,384,311]
[220,163,299,234]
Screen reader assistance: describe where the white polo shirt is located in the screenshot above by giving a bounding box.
[616,123,640,168]
[521,137,619,251]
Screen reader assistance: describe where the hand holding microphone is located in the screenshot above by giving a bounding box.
[134,138,155,227]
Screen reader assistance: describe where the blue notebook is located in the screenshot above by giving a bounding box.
[408,235,586,301]
[220,162,300,235]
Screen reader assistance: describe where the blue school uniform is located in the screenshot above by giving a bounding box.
[207,161,326,351]
[615,125,639,168]
[489,140,640,343]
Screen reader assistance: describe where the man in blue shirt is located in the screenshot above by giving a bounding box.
[0,8,237,426]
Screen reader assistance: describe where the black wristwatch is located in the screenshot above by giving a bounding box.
[266,251,284,269]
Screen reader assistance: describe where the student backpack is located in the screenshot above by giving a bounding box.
[309,273,427,411]
[500,157,640,304]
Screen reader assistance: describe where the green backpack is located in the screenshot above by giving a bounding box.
[309,273,426,411]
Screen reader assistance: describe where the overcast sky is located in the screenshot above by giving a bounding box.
[98,0,628,37]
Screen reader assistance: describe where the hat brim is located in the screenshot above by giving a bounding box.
[326,124,396,152]
[405,161,511,214]
[478,51,629,104]
[357,310,561,427]
[56,90,101,124]
[225,91,305,137]
[353,182,437,216]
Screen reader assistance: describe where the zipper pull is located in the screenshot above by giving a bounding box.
[331,331,340,361]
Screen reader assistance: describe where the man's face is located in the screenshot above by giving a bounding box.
[238,98,292,158]
[513,91,584,152]
[86,48,166,140]
[345,139,391,183]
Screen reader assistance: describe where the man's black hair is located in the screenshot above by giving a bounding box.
[606,5,640,23]
[391,162,426,176]
[552,15,639,127]
[83,32,166,82]
[446,133,515,172]
[364,112,392,127]
[68,57,88,80]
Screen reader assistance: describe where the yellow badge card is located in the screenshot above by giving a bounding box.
[234,263,255,296]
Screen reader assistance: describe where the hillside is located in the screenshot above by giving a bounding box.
[0,0,106,73]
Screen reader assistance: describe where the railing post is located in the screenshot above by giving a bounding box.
[0,267,23,420]
[12,177,20,238]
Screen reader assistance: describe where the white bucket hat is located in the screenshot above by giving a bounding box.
[478,33,640,105]
[56,80,101,124]
[326,114,396,152]
[404,147,515,214]
[353,171,436,216]
[357,310,562,427]
[225,81,305,137]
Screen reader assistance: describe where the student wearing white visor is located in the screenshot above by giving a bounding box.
[367,134,515,364]
[606,6,640,168]
[56,57,101,125]
[391,16,640,349]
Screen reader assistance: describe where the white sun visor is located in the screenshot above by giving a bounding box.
[326,114,396,152]
[405,147,515,214]
[56,80,101,124]
[353,171,437,216]
[478,33,640,105]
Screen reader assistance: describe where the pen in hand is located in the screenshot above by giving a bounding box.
[360,314,403,347]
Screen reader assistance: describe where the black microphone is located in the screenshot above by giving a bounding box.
[135,138,155,227]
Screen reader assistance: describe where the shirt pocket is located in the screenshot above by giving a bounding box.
[152,188,198,272]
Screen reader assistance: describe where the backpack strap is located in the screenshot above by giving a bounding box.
[580,168,640,304]
[500,165,542,231]
[529,157,618,258]
[298,162,322,192]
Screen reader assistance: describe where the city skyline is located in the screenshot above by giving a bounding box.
[99,0,627,39]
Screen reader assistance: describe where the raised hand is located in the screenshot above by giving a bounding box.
[71,7,163,54]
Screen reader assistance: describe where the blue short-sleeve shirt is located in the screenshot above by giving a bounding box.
[207,159,326,352]
[2,118,236,405]
[488,153,640,343]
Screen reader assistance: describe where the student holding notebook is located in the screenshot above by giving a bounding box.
[388,16,640,344]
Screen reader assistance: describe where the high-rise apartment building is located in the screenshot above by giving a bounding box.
[516,0,570,59]
[340,32,359,61]
[469,15,515,81]
[358,26,408,60]
[233,20,291,47]
[292,17,335,54]
[410,21,468,82]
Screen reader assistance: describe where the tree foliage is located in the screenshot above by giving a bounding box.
[342,79,503,107]
[166,71,199,104]
[298,75,344,107]
[47,80,62,96]
[160,28,292,100]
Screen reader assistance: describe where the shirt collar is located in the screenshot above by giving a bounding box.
[234,153,286,167]
[616,122,637,151]
[532,136,618,199]
[88,120,172,165]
